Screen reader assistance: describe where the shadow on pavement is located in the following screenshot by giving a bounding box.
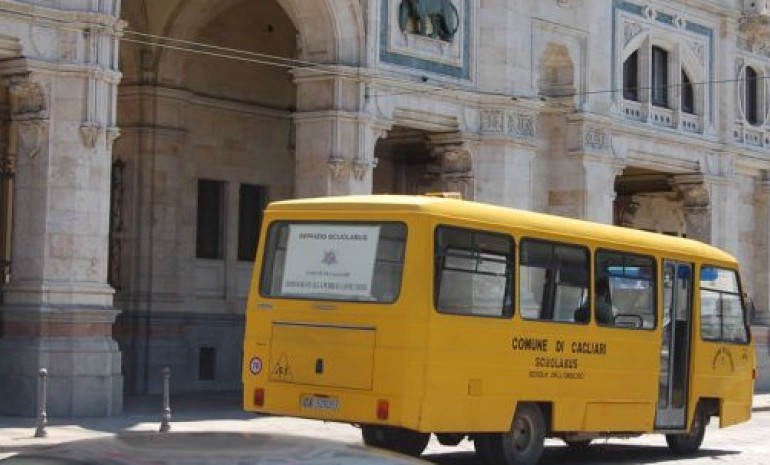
[425,444,740,465]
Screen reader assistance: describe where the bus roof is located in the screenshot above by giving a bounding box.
[267,195,737,265]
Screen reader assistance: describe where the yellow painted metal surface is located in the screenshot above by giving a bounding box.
[242,195,754,437]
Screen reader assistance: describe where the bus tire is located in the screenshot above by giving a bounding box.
[665,403,707,455]
[361,425,430,457]
[493,403,546,465]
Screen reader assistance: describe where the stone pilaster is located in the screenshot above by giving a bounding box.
[754,175,770,325]
[293,68,382,197]
[0,5,124,416]
[565,114,624,223]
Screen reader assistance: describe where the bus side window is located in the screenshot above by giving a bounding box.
[699,267,749,344]
[519,239,589,324]
[434,226,513,318]
[595,250,656,329]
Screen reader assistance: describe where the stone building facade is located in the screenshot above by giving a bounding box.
[0,0,768,415]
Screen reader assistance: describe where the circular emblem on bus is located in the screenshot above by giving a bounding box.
[250,357,263,375]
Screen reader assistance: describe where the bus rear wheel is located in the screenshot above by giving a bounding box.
[491,403,546,465]
[665,403,707,455]
[361,425,430,457]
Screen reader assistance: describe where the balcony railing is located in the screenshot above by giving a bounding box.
[621,99,703,134]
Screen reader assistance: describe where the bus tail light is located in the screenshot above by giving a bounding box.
[753,368,757,380]
[254,388,265,407]
[377,399,389,420]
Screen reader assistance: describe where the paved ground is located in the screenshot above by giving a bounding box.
[1,392,769,463]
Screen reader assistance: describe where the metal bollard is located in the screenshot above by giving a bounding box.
[159,367,171,433]
[34,368,48,438]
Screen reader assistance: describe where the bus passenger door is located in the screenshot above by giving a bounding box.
[655,261,693,430]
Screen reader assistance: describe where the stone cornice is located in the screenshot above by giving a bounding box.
[0,0,123,29]
[0,57,122,83]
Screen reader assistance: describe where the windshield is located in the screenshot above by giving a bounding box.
[260,222,407,303]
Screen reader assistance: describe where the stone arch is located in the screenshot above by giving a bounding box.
[538,43,575,99]
[157,0,363,86]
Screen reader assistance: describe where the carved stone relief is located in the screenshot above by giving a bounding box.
[8,80,48,119]
[480,110,504,133]
[688,40,705,66]
[624,21,643,47]
[509,112,536,139]
[584,126,610,151]
[423,143,474,198]
[80,122,102,148]
[14,120,48,159]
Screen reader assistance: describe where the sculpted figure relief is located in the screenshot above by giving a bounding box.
[399,0,460,42]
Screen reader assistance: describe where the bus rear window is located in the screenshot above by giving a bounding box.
[259,222,407,303]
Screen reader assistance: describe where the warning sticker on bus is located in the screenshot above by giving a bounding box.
[280,224,380,298]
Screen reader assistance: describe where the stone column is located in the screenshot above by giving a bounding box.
[473,108,538,209]
[0,8,124,416]
[754,175,770,325]
[293,68,383,197]
[566,115,624,223]
[673,175,712,244]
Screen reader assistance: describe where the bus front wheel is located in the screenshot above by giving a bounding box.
[493,403,546,465]
[665,404,708,455]
[361,425,429,457]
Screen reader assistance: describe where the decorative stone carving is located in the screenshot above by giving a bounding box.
[328,156,347,180]
[106,127,121,150]
[80,122,102,148]
[674,178,710,209]
[739,12,770,51]
[8,80,48,119]
[423,143,474,198]
[15,120,48,159]
[643,5,656,20]
[624,21,643,46]
[688,40,705,66]
[585,126,610,150]
[352,158,379,181]
[0,154,15,177]
[509,112,536,138]
[480,110,504,133]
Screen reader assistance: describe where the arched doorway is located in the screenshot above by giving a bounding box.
[114,0,362,395]
[374,127,474,198]
[614,167,686,236]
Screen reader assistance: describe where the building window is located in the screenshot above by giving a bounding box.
[651,46,669,107]
[198,346,216,381]
[623,50,639,101]
[238,184,267,262]
[196,179,225,259]
[745,66,761,125]
[681,70,694,114]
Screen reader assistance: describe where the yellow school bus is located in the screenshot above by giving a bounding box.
[242,195,755,465]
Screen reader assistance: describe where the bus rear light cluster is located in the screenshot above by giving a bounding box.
[254,388,265,407]
[377,399,389,420]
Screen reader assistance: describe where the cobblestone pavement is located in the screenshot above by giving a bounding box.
[1,393,769,464]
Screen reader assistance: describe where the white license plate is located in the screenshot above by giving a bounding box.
[300,394,339,410]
